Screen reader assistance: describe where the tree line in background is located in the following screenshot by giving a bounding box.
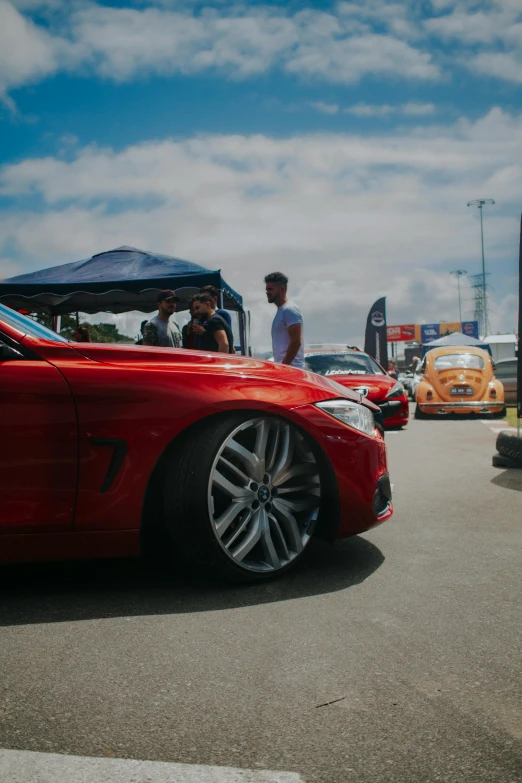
[36,313,133,343]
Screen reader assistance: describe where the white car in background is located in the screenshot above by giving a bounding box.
[409,363,424,400]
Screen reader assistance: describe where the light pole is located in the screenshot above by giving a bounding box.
[467,198,495,336]
[450,269,467,324]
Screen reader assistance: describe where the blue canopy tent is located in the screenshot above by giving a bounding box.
[0,246,247,353]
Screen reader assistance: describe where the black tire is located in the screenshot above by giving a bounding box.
[492,406,507,419]
[496,431,522,463]
[414,405,427,420]
[163,414,321,583]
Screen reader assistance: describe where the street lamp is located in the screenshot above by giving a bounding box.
[467,198,495,336]
[450,269,467,324]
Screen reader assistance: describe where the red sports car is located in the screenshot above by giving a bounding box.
[0,306,392,582]
[305,348,409,429]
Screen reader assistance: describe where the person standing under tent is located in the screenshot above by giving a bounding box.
[191,294,234,353]
[199,285,232,328]
[142,290,182,348]
[181,300,199,350]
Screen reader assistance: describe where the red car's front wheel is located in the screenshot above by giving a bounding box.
[164,414,322,582]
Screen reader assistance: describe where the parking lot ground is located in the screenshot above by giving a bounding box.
[0,411,521,783]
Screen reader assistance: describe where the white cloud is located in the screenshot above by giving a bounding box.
[425,1,522,83]
[67,4,299,80]
[402,102,436,115]
[344,102,435,117]
[0,1,59,101]
[1,0,521,100]
[0,108,520,347]
[309,101,339,115]
[345,103,395,117]
[0,0,442,97]
[470,51,522,84]
[426,11,498,45]
[286,32,439,82]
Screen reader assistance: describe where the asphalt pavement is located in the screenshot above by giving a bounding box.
[0,407,521,783]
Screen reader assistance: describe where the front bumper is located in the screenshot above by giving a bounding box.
[418,400,503,410]
[286,403,392,539]
[378,397,409,426]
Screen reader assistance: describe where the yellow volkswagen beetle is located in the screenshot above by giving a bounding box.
[415,346,505,418]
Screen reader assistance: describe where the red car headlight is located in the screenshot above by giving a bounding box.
[315,399,376,436]
[385,381,405,399]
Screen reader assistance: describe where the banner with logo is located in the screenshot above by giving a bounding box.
[518,213,521,420]
[364,297,388,369]
[517,217,522,419]
[461,320,479,339]
[387,324,416,342]
[421,323,440,344]
[387,320,480,344]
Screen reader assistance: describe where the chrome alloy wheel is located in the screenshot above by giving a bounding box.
[208,417,321,573]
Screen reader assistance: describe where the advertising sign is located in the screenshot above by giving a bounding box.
[386,320,480,344]
[439,322,461,337]
[461,320,479,339]
[387,324,416,342]
[364,297,388,368]
[421,323,440,344]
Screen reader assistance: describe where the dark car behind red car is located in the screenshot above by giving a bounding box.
[305,348,409,428]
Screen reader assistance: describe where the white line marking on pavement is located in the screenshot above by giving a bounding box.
[0,749,305,783]
[480,421,518,434]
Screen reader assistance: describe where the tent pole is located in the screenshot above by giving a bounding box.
[238,311,246,355]
[52,315,61,333]
[219,289,224,309]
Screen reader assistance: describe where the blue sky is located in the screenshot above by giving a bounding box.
[0,0,521,347]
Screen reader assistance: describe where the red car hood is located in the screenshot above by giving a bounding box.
[31,340,372,407]
[324,372,395,402]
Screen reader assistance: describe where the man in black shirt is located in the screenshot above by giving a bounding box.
[191,293,234,353]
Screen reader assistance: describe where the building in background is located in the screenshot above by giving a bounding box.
[484,334,517,362]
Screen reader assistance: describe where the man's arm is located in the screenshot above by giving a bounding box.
[215,329,230,353]
[282,323,302,365]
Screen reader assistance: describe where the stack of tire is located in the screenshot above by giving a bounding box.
[493,431,522,469]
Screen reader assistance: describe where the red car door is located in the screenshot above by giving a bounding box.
[0,340,77,534]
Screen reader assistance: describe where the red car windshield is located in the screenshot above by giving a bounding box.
[0,303,69,343]
[305,352,385,376]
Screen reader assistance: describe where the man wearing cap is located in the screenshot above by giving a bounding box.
[142,290,182,348]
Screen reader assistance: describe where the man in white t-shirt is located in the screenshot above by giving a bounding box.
[265,271,305,369]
